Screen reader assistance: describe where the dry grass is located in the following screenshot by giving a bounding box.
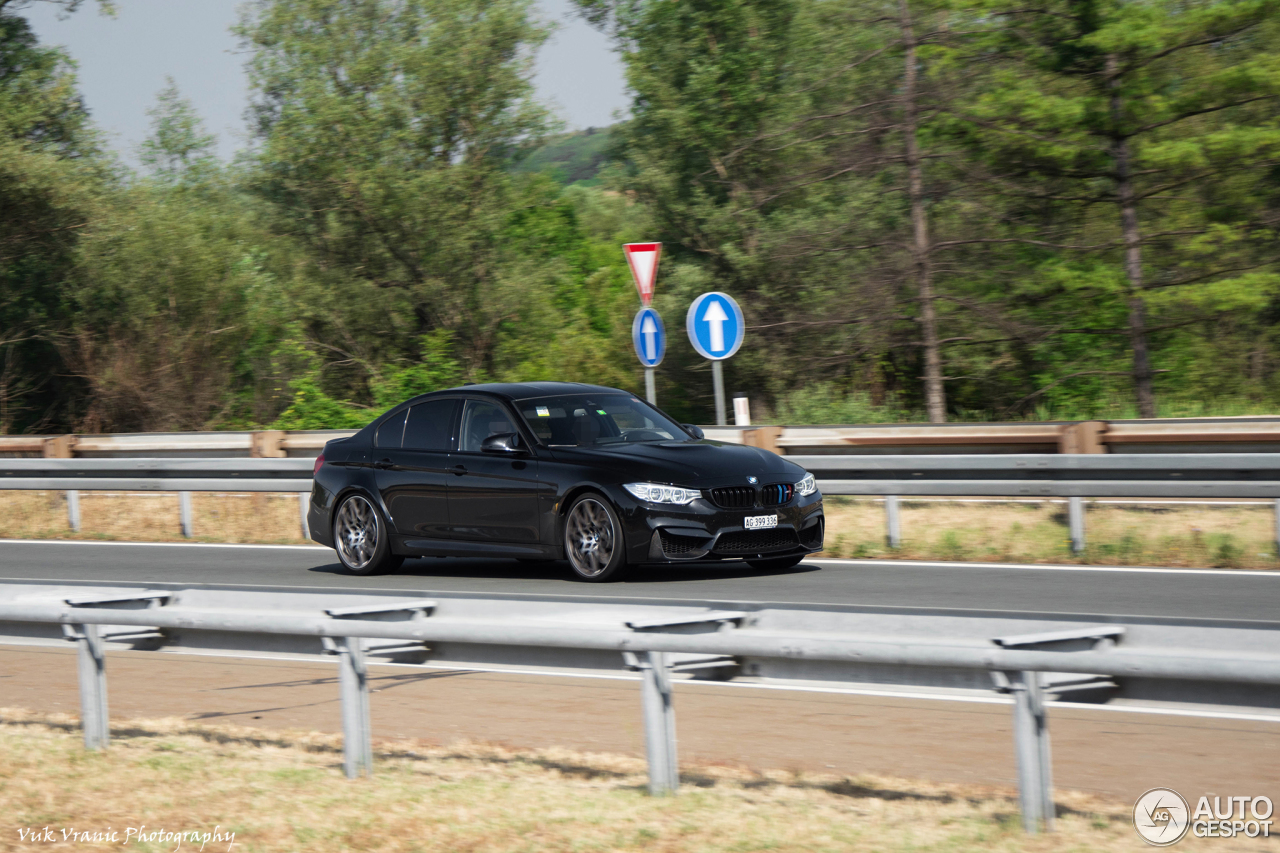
[1,707,1250,853]
[821,498,1280,570]
[2,490,1277,570]
[0,491,309,545]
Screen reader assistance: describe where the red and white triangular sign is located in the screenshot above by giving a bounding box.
[623,242,661,306]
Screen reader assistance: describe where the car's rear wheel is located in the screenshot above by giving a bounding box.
[746,554,805,571]
[333,494,403,575]
[563,494,629,582]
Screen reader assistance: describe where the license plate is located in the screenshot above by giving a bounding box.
[744,514,778,530]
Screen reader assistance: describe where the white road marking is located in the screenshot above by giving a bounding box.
[0,538,327,551]
[812,557,1280,578]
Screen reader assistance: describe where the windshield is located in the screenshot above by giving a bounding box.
[516,394,690,447]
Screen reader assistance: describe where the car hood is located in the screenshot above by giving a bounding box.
[547,440,805,485]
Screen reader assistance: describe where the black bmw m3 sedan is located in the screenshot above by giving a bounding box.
[308,382,824,581]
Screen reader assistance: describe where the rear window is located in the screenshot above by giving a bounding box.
[403,398,458,451]
[375,410,406,448]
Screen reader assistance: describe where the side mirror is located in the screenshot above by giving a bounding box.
[682,424,705,440]
[481,432,526,455]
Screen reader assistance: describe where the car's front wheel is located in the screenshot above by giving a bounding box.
[333,494,403,575]
[563,494,629,582]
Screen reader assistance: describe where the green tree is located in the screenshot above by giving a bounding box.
[138,76,218,181]
[0,6,104,432]
[950,0,1280,416]
[236,0,553,381]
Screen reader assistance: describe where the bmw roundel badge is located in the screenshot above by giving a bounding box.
[747,476,758,484]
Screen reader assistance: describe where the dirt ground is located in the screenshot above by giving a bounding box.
[2,709,1162,853]
[2,645,1277,805]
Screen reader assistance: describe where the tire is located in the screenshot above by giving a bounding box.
[746,554,806,571]
[332,493,401,575]
[563,493,630,582]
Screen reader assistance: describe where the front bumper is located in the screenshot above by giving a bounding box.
[617,491,825,563]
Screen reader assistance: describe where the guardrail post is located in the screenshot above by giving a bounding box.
[335,637,373,778]
[885,495,901,549]
[179,492,194,538]
[1008,671,1054,834]
[1273,499,1280,558]
[639,651,678,795]
[1068,497,1085,554]
[66,490,81,532]
[299,491,311,540]
[71,623,109,749]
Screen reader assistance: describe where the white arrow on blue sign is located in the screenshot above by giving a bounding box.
[685,292,744,361]
[632,307,666,367]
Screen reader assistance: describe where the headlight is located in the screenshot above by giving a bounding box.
[795,473,817,496]
[624,483,699,505]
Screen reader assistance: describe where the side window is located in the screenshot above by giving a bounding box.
[402,399,458,451]
[375,410,406,449]
[459,399,518,452]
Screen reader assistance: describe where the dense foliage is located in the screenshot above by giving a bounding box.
[0,0,1277,432]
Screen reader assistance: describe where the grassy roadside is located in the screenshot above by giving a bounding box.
[1,491,1277,570]
[0,708,1208,853]
[820,498,1280,570]
[0,492,312,546]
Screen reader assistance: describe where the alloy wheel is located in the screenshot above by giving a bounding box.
[565,497,616,578]
[335,495,380,570]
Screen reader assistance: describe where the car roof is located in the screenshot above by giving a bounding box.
[413,381,629,404]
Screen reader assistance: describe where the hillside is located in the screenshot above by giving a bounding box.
[516,126,617,186]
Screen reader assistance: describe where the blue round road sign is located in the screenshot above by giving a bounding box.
[632,307,666,367]
[685,292,744,360]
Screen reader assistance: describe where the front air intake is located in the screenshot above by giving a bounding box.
[760,483,794,507]
[707,486,757,509]
[713,529,799,554]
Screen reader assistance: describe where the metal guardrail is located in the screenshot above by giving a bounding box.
[0,430,355,459]
[4,454,1280,551]
[0,458,315,538]
[790,454,1280,553]
[9,417,1280,460]
[1,580,1277,834]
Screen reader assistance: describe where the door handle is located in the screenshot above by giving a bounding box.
[374,458,394,470]
[452,464,467,476]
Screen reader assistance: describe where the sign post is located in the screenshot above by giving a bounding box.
[685,292,745,426]
[624,243,663,404]
[631,306,665,405]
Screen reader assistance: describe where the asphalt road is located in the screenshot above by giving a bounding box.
[1,539,1276,621]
